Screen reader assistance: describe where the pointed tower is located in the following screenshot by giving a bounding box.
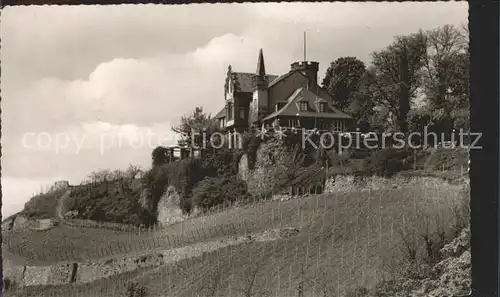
[251,49,269,125]
[256,48,266,77]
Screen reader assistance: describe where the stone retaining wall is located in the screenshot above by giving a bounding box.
[3,228,296,288]
[324,174,469,193]
[23,266,51,286]
[8,215,57,232]
[48,264,74,285]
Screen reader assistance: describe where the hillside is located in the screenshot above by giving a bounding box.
[64,180,154,227]
[7,145,468,232]
[4,177,470,297]
[2,142,471,297]
[18,188,69,220]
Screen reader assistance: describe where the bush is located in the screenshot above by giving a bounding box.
[192,176,251,212]
[67,180,155,227]
[141,146,244,216]
[201,147,243,177]
[362,148,413,177]
[242,130,262,170]
[141,158,202,214]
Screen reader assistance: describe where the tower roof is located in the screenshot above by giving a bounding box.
[256,48,266,76]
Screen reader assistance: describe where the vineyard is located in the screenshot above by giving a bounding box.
[4,178,470,297]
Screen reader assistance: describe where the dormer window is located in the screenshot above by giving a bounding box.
[299,101,308,111]
[319,102,326,112]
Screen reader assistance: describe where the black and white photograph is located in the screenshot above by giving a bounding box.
[1,2,475,296]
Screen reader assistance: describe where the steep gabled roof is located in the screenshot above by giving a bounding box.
[263,87,352,121]
[267,71,296,88]
[215,106,226,119]
[232,72,278,93]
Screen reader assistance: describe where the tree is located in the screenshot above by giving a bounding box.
[407,106,433,131]
[126,164,143,179]
[322,57,367,110]
[344,71,378,129]
[421,24,469,134]
[171,106,219,149]
[192,176,250,212]
[368,32,427,133]
[151,146,171,167]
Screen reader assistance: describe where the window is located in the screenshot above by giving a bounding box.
[319,102,326,112]
[227,103,233,120]
[332,120,343,132]
[299,101,308,111]
[239,107,245,119]
[289,119,299,128]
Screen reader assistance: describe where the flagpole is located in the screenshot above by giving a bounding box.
[303,31,306,62]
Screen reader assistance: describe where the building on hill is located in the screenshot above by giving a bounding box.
[50,180,70,192]
[215,49,353,133]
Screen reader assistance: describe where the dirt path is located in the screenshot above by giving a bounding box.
[55,188,71,220]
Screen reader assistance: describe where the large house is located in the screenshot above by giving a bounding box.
[215,49,352,133]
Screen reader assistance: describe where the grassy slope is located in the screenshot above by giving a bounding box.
[8,182,467,297]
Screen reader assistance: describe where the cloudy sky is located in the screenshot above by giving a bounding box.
[1,2,467,217]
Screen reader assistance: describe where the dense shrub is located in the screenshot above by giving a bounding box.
[192,176,251,212]
[201,147,243,177]
[66,181,155,227]
[141,147,243,215]
[426,147,469,171]
[141,158,202,214]
[362,148,413,177]
[242,130,263,170]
